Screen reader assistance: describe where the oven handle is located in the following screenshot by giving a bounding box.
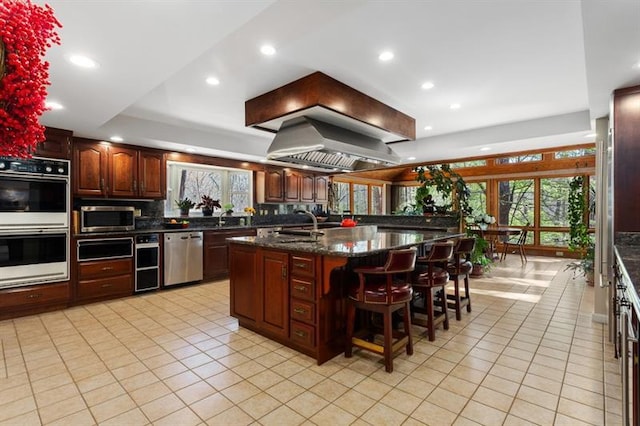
[0,228,68,237]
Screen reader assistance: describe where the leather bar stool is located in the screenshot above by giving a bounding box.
[412,241,454,341]
[447,237,475,321]
[345,247,417,373]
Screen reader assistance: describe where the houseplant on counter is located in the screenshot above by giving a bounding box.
[223,203,234,216]
[175,197,195,216]
[196,195,221,216]
[244,206,256,226]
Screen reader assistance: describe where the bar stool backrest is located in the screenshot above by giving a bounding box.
[384,247,418,273]
[426,241,455,263]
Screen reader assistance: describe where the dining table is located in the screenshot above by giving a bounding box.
[468,226,522,260]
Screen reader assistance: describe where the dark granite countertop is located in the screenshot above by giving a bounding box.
[615,244,640,315]
[228,228,461,257]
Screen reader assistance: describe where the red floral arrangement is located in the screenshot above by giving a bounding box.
[0,0,61,158]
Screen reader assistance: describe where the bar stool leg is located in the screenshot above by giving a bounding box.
[345,302,355,358]
[452,276,462,321]
[425,289,436,341]
[464,275,472,313]
[403,302,413,355]
[383,310,393,372]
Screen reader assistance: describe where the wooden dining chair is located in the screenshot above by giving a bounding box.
[500,225,529,263]
[345,247,417,373]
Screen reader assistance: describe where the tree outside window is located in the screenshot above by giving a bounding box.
[498,179,534,226]
[333,182,350,214]
[370,185,383,215]
[353,184,368,215]
[467,181,487,217]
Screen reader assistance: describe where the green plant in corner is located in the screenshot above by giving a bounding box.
[469,234,491,270]
[566,175,594,281]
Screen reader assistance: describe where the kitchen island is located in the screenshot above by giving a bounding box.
[228,227,460,364]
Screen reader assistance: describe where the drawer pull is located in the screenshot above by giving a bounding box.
[101,266,114,271]
[294,330,307,338]
[27,294,41,299]
[101,283,112,288]
[293,307,307,315]
[293,285,307,292]
[293,262,308,269]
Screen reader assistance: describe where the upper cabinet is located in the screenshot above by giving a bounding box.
[314,175,329,203]
[261,168,329,204]
[73,139,165,199]
[264,168,285,202]
[35,127,72,159]
[284,170,301,202]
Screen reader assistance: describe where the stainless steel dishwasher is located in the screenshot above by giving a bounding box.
[164,231,203,286]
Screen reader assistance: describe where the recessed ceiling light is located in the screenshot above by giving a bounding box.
[45,101,64,110]
[205,76,220,86]
[260,44,276,56]
[186,148,196,153]
[68,55,98,68]
[421,82,434,90]
[585,132,596,138]
[378,51,394,61]
[109,136,123,142]
[480,147,491,151]
[302,165,309,169]
[450,103,461,110]
[341,169,351,173]
[634,61,640,69]
[423,125,433,131]
[259,159,267,163]
[407,156,416,161]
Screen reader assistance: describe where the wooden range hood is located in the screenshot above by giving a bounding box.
[245,72,415,142]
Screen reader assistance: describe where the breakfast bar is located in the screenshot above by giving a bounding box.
[227,226,460,364]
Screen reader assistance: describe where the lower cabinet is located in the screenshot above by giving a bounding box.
[76,258,133,303]
[229,244,346,364]
[203,229,256,281]
[0,282,70,320]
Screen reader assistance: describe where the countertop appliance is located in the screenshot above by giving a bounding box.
[135,234,160,292]
[80,206,135,233]
[164,232,203,286]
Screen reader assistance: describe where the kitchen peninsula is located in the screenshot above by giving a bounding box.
[228,226,460,364]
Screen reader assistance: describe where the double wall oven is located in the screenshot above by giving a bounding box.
[0,157,70,289]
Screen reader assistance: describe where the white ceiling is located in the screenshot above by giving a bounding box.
[39,0,640,167]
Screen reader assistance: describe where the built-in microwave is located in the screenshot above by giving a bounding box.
[80,206,135,233]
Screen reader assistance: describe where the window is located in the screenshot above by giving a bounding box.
[555,147,596,159]
[352,184,369,215]
[540,177,571,227]
[496,154,542,164]
[393,185,418,213]
[498,179,534,226]
[449,160,487,168]
[333,182,351,213]
[467,181,487,217]
[166,162,252,215]
[370,185,383,215]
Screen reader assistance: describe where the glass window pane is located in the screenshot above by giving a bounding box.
[589,175,596,228]
[540,177,571,227]
[371,185,383,215]
[353,184,368,215]
[467,181,487,217]
[540,231,569,247]
[449,160,487,168]
[498,179,534,226]
[554,147,596,158]
[393,185,418,214]
[334,182,351,213]
[496,154,542,164]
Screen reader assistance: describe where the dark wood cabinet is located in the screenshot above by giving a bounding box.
[35,127,72,159]
[73,139,166,199]
[230,244,259,323]
[300,173,315,202]
[0,282,70,320]
[284,170,301,202]
[204,229,256,281]
[76,258,133,303]
[260,250,289,338]
[265,168,285,202]
[613,85,640,233]
[108,146,138,198]
[74,139,109,197]
[314,175,329,202]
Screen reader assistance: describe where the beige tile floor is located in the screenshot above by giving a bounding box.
[0,256,623,425]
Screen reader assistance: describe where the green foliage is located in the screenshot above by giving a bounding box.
[175,197,196,210]
[468,233,491,269]
[566,176,594,276]
[414,164,471,216]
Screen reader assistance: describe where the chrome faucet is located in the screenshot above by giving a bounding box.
[217,210,226,227]
[295,209,320,237]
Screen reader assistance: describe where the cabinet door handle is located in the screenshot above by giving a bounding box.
[293,262,307,269]
[293,307,307,315]
[27,293,41,299]
[141,181,145,193]
[100,178,105,190]
[294,330,307,338]
[101,266,114,271]
[133,180,137,192]
[282,265,287,278]
[101,283,112,288]
[293,285,307,292]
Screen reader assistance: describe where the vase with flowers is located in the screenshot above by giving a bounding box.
[244,206,256,226]
[469,213,496,230]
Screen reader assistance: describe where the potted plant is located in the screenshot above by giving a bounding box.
[566,176,594,284]
[196,195,221,216]
[223,203,234,216]
[470,235,491,277]
[414,164,471,229]
[175,198,196,216]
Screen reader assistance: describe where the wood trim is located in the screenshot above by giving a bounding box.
[245,71,415,140]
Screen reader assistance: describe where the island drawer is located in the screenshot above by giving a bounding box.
[291,300,315,324]
[290,320,315,348]
[290,255,314,277]
[290,277,315,301]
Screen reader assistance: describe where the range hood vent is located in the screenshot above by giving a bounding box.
[267,117,401,171]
